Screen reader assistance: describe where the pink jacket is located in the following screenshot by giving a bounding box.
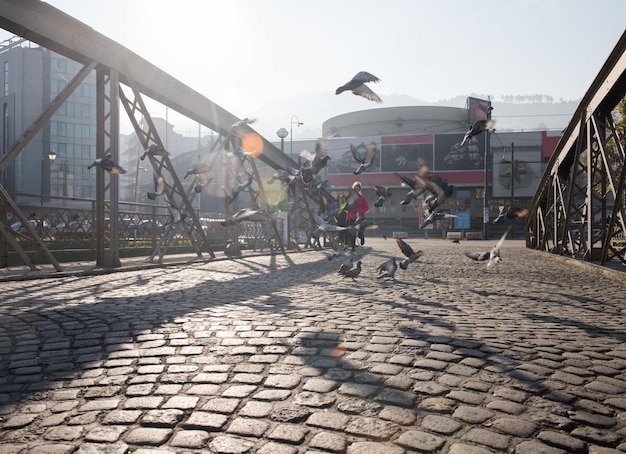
[346,194,369,222]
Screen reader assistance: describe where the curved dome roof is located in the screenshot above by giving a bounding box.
[323,105,467,138]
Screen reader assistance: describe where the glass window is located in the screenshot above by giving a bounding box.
[82,145,91,158]
[3,61,8,96]
[58,122,66,137]
[81,103,90,118]
[82,124,90,139]
[50,121,57,136]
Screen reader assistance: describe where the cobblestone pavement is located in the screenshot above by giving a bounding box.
[1,238,626,453]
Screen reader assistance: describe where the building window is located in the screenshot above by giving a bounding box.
[3,61,7,96]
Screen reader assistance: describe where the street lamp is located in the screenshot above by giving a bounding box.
[290,115,303,158]
[276,128,288,154]
[41,150,57,204]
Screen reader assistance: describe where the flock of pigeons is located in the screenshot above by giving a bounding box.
[84,70,503,251]
[333,204,528,283]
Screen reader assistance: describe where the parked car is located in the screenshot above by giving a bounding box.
[9,219,51,236]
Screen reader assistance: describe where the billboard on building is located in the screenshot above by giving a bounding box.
[326,136,381,174]
[467,97,492,125]
[434,133,485,171]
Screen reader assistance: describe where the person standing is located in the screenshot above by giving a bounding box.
[346,181,369,251]
[334,193,349,247]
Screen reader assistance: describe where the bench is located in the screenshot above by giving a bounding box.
[447,231,463,240]
[465,232,484,240]
[393,231,408,239]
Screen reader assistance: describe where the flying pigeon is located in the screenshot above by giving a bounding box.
[184,163,213,179]
[465,226,512,267]
[420,211,458,229]
[492,206,529,224]
[87,154,126,174]
[396,238,424,270]
[140,144,169,160]
[460,119,495,146]
[147,174,166,200]
[351,142,377,175]
[267,167,298,186]
[341,260,362,281]
[225,117,256,151]
[299,138,330,184]
[336,71,382,103]
[337,256,354,275]
[166,202,186,225]
[224,174,254,205]
[376,258,398,280]
[396,172,427,205]
[221,208,275,226]
[370,184,392,207]
[415,164,454,213]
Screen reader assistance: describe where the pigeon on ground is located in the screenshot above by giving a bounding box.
[341,261,362,281]
[88,154,126,174]
[396,173,427,205]
[336,71,382,103]
[147,174,166,200]
[492,206,529,224]
[396,238,424,270]
[376,258,397,280]
[140,144,169,160]
[371,184,393,207]
[184,163,213,179]
[221,208,275,226]
[465,226,512,267]
[327,237,347,261]
[337,256,354,275]
[460,119,495,146]
[351,142,377,175]
[224,239,241,257]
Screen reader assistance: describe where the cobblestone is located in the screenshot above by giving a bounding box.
[1,239,626,452]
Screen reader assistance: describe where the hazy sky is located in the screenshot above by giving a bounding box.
[2,1,625,139]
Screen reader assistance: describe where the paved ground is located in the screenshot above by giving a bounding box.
[1,237,626,453]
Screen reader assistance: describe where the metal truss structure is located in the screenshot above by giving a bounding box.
[527,30,626,265]
[0,0,328,270]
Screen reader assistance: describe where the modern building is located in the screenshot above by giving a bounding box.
[274,103,562,234]
[1,36,97,203]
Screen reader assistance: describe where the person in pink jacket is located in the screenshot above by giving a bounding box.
[345,181,369,251]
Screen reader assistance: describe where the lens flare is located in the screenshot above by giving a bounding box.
[241,132,264,157]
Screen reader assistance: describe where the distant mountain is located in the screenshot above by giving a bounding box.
[250,92,580,140]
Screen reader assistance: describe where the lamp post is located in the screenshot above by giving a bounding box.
[276,128,288,154]
[290,115,303,158]
[41,149,56,204]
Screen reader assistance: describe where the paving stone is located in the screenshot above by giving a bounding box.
[256,441,299,454]
[306,411,350,430]
[84,425,127,443]
[169,429,210,448]
[266,423,308,444]
[486,399,527,415]
[452,405,494,424]
[201,397,240,413]
[309,431,346,452]
[43,425,84,441]
[513,440,568,453]
[448,442,494,453]
[226,417,269,437]
[239,400,273,417]
[491,417,538,437]
[344,417,399,440]
[421,414,462,434]
[395,430,446,451]
[102,410,143,425]
[140,409,184,427]
[208,435,255,453]
[346,441,404,454]
[462,427,511,450]
[183,411,228,430]
[124,427,172,446]
[537,430,587,453]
